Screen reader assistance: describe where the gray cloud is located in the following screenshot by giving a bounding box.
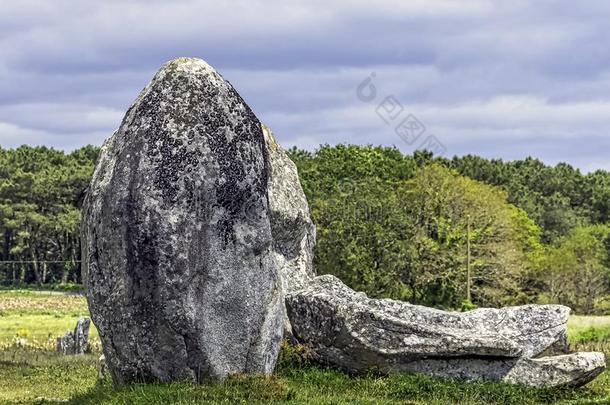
[0,0,609,171]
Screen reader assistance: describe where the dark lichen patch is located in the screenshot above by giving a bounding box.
[128,59,269,245]
[135,84,200,204]
[208,119,267,244]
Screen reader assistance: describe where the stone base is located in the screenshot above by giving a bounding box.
[401,352,606,387]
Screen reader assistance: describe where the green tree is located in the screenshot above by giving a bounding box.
[0,145,98,285]
[538,225,610,314]
[294,147,544,309]
[403,165,542,308]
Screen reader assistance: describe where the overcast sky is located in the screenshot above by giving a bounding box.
[1,0,609,171]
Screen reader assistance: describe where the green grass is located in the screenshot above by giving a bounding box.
[1,292,610,404]
[0,290,89,316]
[0,290,97,352]
[568,315,610,355]
[0,348,609,405]
[568,316,610,336]
[0,353,98,403]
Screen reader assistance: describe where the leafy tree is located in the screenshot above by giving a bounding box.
[0,145,98,285]
[294,146,543,309]
[538,225,610,314]
[312,177,415,299]
[448,156,594,243]
[403,165,541,308]
[290,145,418,299]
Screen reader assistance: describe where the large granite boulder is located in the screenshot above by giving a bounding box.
[82,58,284,385]
[286,275,605,387]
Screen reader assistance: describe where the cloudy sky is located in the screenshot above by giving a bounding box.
[1,0,609,171]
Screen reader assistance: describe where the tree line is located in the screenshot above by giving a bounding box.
[1,144,609,314]
[0,146,97,285]
[289,146,610,314]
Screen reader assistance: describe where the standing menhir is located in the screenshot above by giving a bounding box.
[82,58,284,385]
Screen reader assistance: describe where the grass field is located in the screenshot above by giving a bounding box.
[1,291,610,404]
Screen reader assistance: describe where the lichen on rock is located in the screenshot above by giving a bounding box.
[285,275,606,387]
[82,58,283,385]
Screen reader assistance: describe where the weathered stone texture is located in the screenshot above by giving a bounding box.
[403,352,605,388]
[82,58,283,385]
[57,316,91,355]
[263,124,316,293]
[263,125,316,337]
[286,275,604,387]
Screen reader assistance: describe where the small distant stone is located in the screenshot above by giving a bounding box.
[56,317,90,355]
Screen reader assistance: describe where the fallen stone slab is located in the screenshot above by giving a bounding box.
[402,352,606,388]
[286,276,605,386]
[287,275,569,367]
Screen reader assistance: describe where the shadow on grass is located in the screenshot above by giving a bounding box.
[15,344,608,405]
[35,366,608,405]
[40,375,290,405]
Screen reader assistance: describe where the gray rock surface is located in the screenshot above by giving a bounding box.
[82,57,284,385]
[57,317,91,355]
[287,275,568,363]
[98,354,108,380]
[263,125,316,293]
[263,125,316,337]
[402,352,606,388]
[56,332,74,355]
[286,275,604,386]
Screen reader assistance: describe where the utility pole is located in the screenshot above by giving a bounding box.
[466,215,471,303]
